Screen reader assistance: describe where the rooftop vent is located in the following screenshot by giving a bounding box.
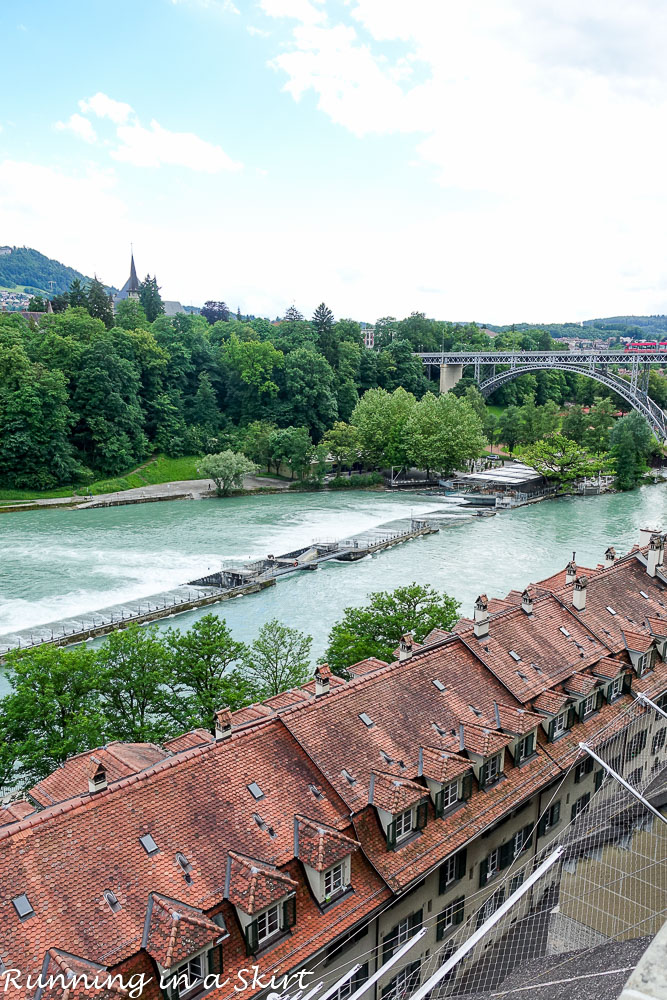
[176,853,193,883]
[399,633,414,662]
[88,760,107,794]
[432,722,448,737]
[509,650,521,662]
[469,704,482,717]
[12,894,34,920]
[341,769,357,785]
[517,671,528,681]
[215,707,232,740]
[104,890,122,913]
[314,663,332,696]
[432,679,446,692]
[308,783,324,799]
[252,813,276,837]
[359,712,374,728]
[247,782,264,800]
[139,834,159,856]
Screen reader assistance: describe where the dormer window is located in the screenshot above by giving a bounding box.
[580,693,599,720]
[515,732,535,764]
[244,897,296,954]
[172,953,208,998]
[608,675,624,702]
[436,780,459,814]
[479,753,502,789]
[324,862,346,899]
[395,809,413,841]
[551,711,569,740]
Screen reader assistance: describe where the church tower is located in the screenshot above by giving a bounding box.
[126,252,140,301]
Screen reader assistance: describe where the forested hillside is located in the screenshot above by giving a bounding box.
[0,247,95,295]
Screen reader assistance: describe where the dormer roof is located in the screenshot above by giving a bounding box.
[647,616,667,639]
[419,747,472,784]
[531,690,570,715]
[0,798,36,827]
[225,852,297,914]
[294,816,359,871]
[562,672,599,696]
[29,743,169,807]
[38,949,126,1000]
[143,893,224,968]
[592,657,628,680]
[621,628,654,654]
[495,704,542,735]
[368,772,427,813]
[458,722,513,757]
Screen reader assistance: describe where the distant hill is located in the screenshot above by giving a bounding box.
[0,247,98,296]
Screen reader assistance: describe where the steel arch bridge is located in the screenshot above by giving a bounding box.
[416,350,667,442]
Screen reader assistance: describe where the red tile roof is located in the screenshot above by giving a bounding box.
[164,730,213,752]
[531,690,570,715]
[647,616,667,638]
[144,894,223,967]
[419,747,472,784]
[0,799,36,827]
[496,704,543,735]
[621,628,654,653]
[368,772,427,813]
[347,657,389,677]
[29,743,169,806]
[294,817,359,870]
[225,853,297,914]
[562,672,599,695]
[592,657,629,680]
[458,722,513,756]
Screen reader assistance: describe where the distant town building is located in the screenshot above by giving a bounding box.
[113,252,140,308]
[163,300,185,316]
[363,326,375,348]
[0,246,12,256]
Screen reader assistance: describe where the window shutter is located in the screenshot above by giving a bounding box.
[552,800,560,825]
[383,929,398,964]
[453,896,465,925]
[586,757,594,776]
[461,772,473,800]
[416,801,428,830]
[547,718,555,741]
[353,965,369,990]
[386,819,397,850]
[283,895,296,930]
[245,919,259,956]
[436,912,446,941]
[567,706,577,729]
[434,788,445,818]
[479,763,488,789]
[209,944,223,977]
[162,982,178,1000]
[521,824,533,851]
[438,863,448,895]
[526,733,535,756]
[596,690,603,711]
[594,769,603,792]
[409,908,423,931]
[499,840,513,869]
[623,672,632,694]
[578,700,587,721]
[455,847,467,881]
[537,815,547,838]
[479,857,489,888]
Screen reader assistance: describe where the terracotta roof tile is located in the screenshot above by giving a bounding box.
[0,799,36,827]
[531,690,570,715]
[495,704,543,735]
[29,743,169,807]
[144,894,223,968]
[419,747,472,784]
[592,657,629,680]
[163,730,213,752]
[647,616,667,638]
[368,772,427,813]
[294,817,359,870]
[347,657,389,677]
[459,722,513,756]
[621,628,654,653]
[562,672,599,695]
[225,853,297,914]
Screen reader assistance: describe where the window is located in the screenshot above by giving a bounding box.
[383,912,422,962]
[538,801,561,837]
[515,732,535,763]
[436,897,464,939]
[560,626,571,636]
[324,863,346,899]
[12,894,34,920]
[332,964,368,1000]
[382,961,421,1000]
[509,650,521,662]
[439,848,466,893]
[359,712,374,727]
[607,676,624,702]
[513,827,528,857]
[478,888,505,925]
[139,833,159,855]
[395,809,413,841]
[652,727,666,755]
[433,679,446,692]
[480,753,502,788]
[626,730,647,761]
[581,693,598,719]
[436,780,459,815]
[574,757,594,783]
[552,712,568,739]
[509,873,524,894]
[571,792,590,821]
[629,767,644,785]
[487,848,499,878]
[247,782,264,800]
[256,904,280,944]
[173,953,207,997]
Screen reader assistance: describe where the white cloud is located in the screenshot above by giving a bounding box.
[170,0,239,11]
[55,113,98,144]
[247,25,270,37]
[112,119,242,172]
[79,92,133,125]
[260,0,325,26]
[59,92,242,174]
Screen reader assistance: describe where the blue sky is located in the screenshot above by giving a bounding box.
[2,0,667,323]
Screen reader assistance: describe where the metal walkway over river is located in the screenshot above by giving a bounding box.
[417,350,667,441]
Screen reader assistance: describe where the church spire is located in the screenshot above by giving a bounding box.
[127,250,139,299]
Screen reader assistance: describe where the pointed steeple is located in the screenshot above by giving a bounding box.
[128,251,139,298]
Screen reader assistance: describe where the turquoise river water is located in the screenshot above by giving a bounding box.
[0,486,665,690]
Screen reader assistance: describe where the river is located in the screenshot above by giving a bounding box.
[1,487,665,692]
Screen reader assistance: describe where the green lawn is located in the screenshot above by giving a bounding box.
[0,454,204,503]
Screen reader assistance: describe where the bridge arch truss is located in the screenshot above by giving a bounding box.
[417,351,667,442]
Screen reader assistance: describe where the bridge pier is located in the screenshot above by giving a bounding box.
[439,363,464,393]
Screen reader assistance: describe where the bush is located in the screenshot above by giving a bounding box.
[327,472,383,489]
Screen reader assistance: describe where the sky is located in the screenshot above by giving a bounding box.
[2,0,667,324]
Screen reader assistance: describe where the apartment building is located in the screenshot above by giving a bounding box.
[1,534,666,1000]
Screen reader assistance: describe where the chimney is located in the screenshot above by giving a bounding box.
[647,534,664,578]
[214,707,232,740]
[314,663,332,696]
[565,554,577,585]
[521,589,534,615]
[640,527,659,547]
[473,595,489,639]
[572,575,587,611]
[88,759,107,794]
[604,546,616,568]
[399,634,413,662]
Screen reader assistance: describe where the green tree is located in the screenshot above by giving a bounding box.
[521,433,604,486]
[243,620,313,697]
[322,421,360,472]
[139,275,165,322]
[163,615,250,732]
[537,399,561,437]
[198,449,257,494]
[312,302,337,367]
[242,420,276,471]
[561,404,588,444]
[463,385,487,421]
[609,412,653,490]
[96,625,173,742]
[188,371,219,433]
[586,397,615,454]
[280,348,337,440]
[68,277,88,309]
[325,583,460,675]
[86,277,114,329]
[271,425,313,479]
[27,294,47,312]
[115,298,149,331]
[405,392,486,477]
[483,410,498,453]
[0,645,105,786]
[351,386,416,469]
[498,405,522,454]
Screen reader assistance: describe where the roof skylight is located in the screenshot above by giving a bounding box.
[359,712,374,727]
[559,627,570,637]
[432,679,446,692]
[139,834,159,856]
[509,650,521,662]
[247,782,264,800]
[12,894,34,920]
[640,591,649,599]
[606,606,617,615]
